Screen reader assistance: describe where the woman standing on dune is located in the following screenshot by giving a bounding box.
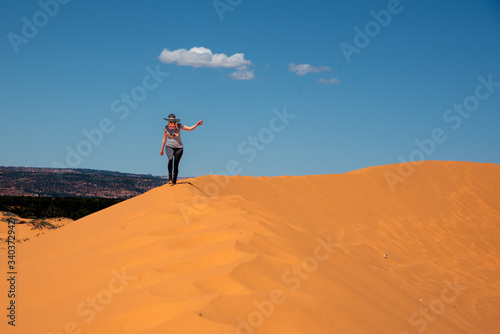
[160,113,203,185]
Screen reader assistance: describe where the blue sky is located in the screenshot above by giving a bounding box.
[1,0,499,177]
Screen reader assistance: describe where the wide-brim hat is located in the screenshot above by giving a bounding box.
[163,113,180,122]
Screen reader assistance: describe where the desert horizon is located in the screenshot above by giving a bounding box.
[1,160,499,333]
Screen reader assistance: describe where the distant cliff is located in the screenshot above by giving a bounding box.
[0,166,168,198]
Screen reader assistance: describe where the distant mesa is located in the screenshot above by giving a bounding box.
[0,166,170,198]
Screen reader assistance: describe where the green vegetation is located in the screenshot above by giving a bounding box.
[0,196,124,220]
[28,220,59,230]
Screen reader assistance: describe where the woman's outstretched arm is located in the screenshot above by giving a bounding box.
[182,120,203,131]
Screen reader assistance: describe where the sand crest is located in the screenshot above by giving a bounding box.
[1,161,499,333]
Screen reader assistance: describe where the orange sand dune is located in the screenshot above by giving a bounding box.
[1,161,500,334]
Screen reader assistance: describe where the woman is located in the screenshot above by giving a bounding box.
[160,113,203,185]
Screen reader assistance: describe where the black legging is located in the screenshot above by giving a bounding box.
[165,146,183,178]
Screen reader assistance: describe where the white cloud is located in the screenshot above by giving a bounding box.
[318,78,341,85]
[158,47,254,80]
[230,69,255,80]
[289,63,331,76]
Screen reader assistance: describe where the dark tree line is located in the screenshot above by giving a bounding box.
[0,196,124,220]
